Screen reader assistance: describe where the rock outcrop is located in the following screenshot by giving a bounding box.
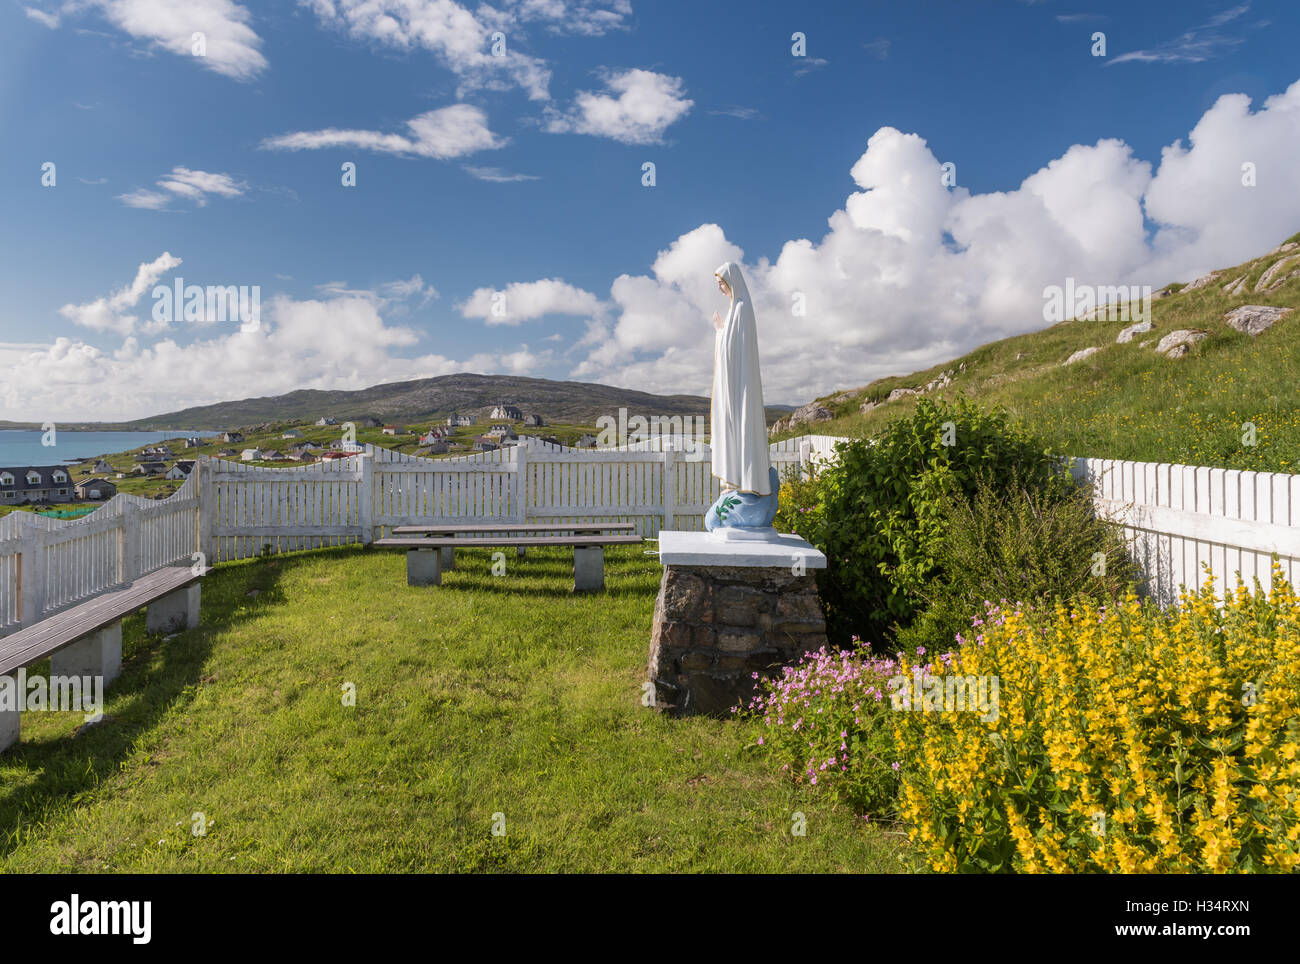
[1155,329,1208,358]
[1063,347,1102,365]
[1255,255,1300,293]
[1224,304,1293,336]
[1116,321,1152,343]
[768,402,834,435]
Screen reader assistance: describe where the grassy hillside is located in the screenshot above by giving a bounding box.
[120,372,785,432]
[778,235,1300,472]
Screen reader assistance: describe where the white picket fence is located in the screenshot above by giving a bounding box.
[1070,457,1300,607]
[198,434,847,562]
[0,472,200,632]
[3,434,1300,635]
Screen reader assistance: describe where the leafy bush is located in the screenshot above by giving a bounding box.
[788,397,1070,645]
[896,472,1140,656]
[743,644,902,817]
[896,564,1300,873]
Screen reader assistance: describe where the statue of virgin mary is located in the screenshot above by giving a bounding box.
[705,261,780,533]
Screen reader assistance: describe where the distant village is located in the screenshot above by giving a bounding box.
[1,403,599,510]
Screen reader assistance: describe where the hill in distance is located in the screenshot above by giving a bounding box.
[774,233,1300,473]
[114,372,792,432]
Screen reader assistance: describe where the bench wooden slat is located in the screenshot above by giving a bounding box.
[374,535,642,548]
[389,522,636,534]
[0,566,203,676]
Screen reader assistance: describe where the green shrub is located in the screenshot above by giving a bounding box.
[896,471,1140,655]
[793,397,1069,645]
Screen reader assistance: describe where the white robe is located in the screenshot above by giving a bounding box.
[711,262,772,495]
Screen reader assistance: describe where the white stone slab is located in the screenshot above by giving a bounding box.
[657,530,827,569]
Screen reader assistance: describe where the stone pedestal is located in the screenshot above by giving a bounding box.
[648,530,828,717]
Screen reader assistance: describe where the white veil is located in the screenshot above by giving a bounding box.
[710,261,772,495]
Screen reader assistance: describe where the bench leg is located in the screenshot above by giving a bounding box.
[50,621,122,687]
[573,546,605,592]
[516,546,527,559]
[146,583,201,635]
[440,546,456,571]
[408,548,442,586]
[0,674,18,753]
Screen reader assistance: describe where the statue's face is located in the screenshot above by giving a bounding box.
[716,275,731,297]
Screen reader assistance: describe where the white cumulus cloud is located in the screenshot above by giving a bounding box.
[27,0,268,80]
[118,167,247,209]
[459,279,605,325]
[261,104,505,159]
[571,77,1300,405]
[58,252,183,336]
[545,68,693,144]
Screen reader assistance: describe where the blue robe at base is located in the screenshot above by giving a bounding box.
[704,466,781,531]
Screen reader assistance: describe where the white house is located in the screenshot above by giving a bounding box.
[164,460,195,480]
[315,417,337,426]
[241,448,263,461]
[491,404,522,420]
[282,429,303,439]
[446,414,473,427]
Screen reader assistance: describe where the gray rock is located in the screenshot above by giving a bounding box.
[1138,340,1153,348]
[788,402,834,425]
[1223,304,1293,336]
[887,387,919,402]
[859,400,879,414]
[1014,352,1025,360]
[1185,271,1221,290]
[1116,321,1153,343]
[1268,241,1298,256]
[1155,329,1208,356]
[1062,347,1102,365]
[1255,255,1300,292]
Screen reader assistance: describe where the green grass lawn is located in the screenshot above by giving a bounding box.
[0,545,911,872]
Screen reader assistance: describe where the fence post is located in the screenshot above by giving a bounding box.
[514,443,529,524]
[662,447,677,533]
[120,500,141,584]
[18,515,45,627]
[358,452,374,545]
[196,457,214,565]
[799,438,812,477]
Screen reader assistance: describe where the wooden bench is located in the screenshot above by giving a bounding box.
[390,522,636,566]
[0,565,206,753]
[374,529,641,592]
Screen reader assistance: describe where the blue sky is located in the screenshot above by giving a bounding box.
[2,0,1299,421]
